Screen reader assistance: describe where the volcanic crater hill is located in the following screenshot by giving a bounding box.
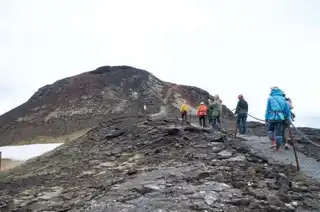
[0,66,233,146]
[0,116,320,212]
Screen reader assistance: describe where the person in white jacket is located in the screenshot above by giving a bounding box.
[287,98,293,109]
[283,94,295,149]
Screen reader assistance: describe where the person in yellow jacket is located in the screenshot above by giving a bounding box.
[180,100,189,123]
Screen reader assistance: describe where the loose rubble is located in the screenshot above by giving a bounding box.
[0,116,320,211]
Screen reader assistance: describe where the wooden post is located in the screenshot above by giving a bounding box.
[288,127,300,171]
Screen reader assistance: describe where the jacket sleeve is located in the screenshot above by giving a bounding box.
[284,102,292,121]
[264,98,270,120]
[212,101,217,108]
[235,101,240,114]
[245,101,248,112]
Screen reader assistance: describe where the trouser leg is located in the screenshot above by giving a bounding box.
[198,116,204,127]
[267,122,275,140]
[240,116,247,134]
[243,116,247,134]
[182,112,187,122]
[283,121,290,145]
[216,115,221,129]
[212,116,216,128]
[267,121,277,147]
[274,121,284,148]
[203,116,206,127]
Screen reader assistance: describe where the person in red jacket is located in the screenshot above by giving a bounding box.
[197,102,208,127]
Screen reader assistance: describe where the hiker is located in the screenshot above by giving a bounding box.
[282,94,295,149]
[211,95,223,129]
[180,100,189,123]
[197,102,208,127]
[207,99,214,125]
[235,94,248,135]
[265,87,292,152]
[285,96,295,121]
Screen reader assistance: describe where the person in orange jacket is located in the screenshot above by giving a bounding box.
[197,102,208,127]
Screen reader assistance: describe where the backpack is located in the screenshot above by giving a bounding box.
[270,96,289,121]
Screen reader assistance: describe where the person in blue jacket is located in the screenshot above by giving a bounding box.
[265,87,292,151]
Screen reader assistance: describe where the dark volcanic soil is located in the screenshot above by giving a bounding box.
[0,116,319,212]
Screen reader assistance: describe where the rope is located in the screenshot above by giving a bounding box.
[239,111,320,148]
[289,121,320,148]
[232,108,266,123]
[247,114,266,123]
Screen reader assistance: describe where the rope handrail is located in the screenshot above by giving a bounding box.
[289,121,320,148]
[236,110,320,148]
[247,114,265,123]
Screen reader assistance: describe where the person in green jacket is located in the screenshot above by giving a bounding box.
[207,99,214,125]
[211,94,223,129]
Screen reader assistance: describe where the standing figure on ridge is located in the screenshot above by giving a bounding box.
[211,95,223,130]
[265,87,292,152]
[235,94,248,135]
[197,102,208,127]
[180,100,189,124]
[282,93,295,149]
[207,99,214,126]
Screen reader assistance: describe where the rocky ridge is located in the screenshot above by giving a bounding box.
[0,116,319,211]
[0,66,233,146]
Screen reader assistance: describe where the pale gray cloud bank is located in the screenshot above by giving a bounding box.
[1,0,320,127]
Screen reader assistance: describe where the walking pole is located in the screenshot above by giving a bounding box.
[288,126,300,171]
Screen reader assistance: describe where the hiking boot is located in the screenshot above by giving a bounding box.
[284,143,290,150]
[270,140,276,148]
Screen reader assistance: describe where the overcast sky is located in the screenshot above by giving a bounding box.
[1,0,320,127]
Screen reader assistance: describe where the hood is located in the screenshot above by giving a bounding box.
[270,87,284,97]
